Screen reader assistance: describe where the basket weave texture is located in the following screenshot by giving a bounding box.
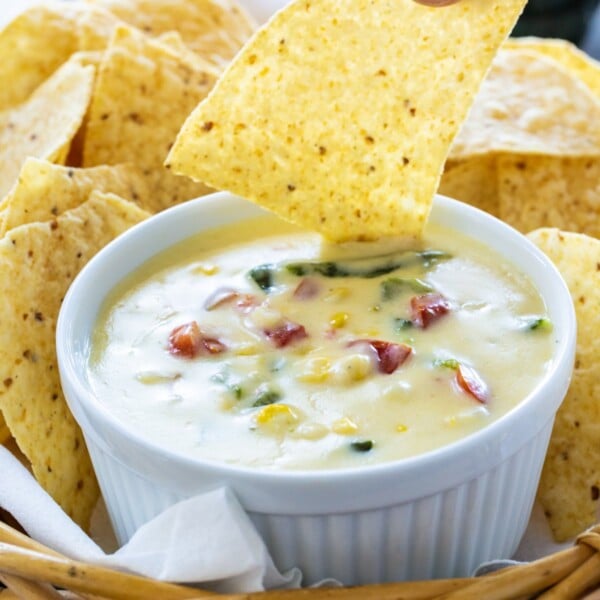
[1,520,600,599]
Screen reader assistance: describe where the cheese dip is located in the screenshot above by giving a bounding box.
[89,216,554,470]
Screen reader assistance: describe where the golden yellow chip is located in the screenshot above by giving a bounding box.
[438,155,499,216]
[0,416,9,445]
[82,25,218,212]
[451,49,600,160]
[87,0,256,66]
[0,57,95,200]
[167,0,527,242]
[0,158,149,235]
[157,31,222,75]
[0,191,149,530]
[504,37,600,99]
[498,155,600,237]
[0,2,118,112]
[527,228,600,541]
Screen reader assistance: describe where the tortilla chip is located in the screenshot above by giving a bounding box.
[0,158,149,235]
[527,228,600,541]
[87,0,256,66]
[157,31,222,75]
[438,155,499,216]
[0,58,95,200]
[504,37,600,99]
[167,0,527,242]
[451,50,600,160]
[82,25,217,212]
[0,416,9,445]
[0,2,117,112]
[498,155,600,237]
[0,191,149,530]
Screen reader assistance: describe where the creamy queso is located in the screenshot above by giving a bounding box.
[89,216,554,470]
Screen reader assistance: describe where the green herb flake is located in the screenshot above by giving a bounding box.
[252,390,281,407]
[381,277,433,301]
[525,317,553,332]
[230,384,243,400]
[394,318,413,332]
[434,358,460,370]
[419,249,452,268]
[350,440,374,453]
[248,264,276,292]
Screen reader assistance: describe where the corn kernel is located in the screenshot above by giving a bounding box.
[256,403,298,425]
[193,263,219,275]
[324,287,350,302]
[444,416,458,427]
[297,358,331,383]
[329,312,349,329]
[332,417,359,435]
[396,424,408,433]
[233,343,261,356]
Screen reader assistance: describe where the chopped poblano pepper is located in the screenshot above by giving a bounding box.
[252,390,281,407]
[286,250,451,280]
[350,440,374,452]
[248,264,276,292]
[434,358,460,370]
[524,317,553,332]
[381,277,433,300]
[394,318,413,332]
[230,384,244,400]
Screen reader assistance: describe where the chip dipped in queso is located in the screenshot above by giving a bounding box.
[88,215,555,470]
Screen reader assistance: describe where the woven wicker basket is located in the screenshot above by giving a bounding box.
[1,517,600,600]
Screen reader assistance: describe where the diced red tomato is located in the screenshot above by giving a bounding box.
[203,287,258,313]
[168,322,201,357]
[293,278,320,300]
[350,339,412,374]
[264,320,308,348]
[410,293,450,328]
[168,321,227,358]
[456,364,489,404]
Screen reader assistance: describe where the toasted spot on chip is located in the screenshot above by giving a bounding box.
[82,24,218,212]
[88,0,256,68]
[167,0,527,242]
[499,155,600,238]
[451,49,600,160]
[0,58,95,200]
[0,415,9,445]
[504,37,600,99]
[0,158,149,236]
[0,191,149,530]
[527,228,600,541]
[0,3,118,112]
[439,155,499,217]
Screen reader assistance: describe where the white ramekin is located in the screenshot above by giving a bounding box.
[57,193,576,585]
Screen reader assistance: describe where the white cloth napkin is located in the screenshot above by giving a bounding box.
[0,446,300,593]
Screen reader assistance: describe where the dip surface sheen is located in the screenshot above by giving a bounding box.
[89,215,555,470]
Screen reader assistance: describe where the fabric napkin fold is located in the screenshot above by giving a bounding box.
[0,446,299,593]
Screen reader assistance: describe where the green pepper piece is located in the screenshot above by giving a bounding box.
[350,440,374,452]
[381,277,433,301]
[248,264,276,292]
[252,390,281,407]
[524,317,553,332]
